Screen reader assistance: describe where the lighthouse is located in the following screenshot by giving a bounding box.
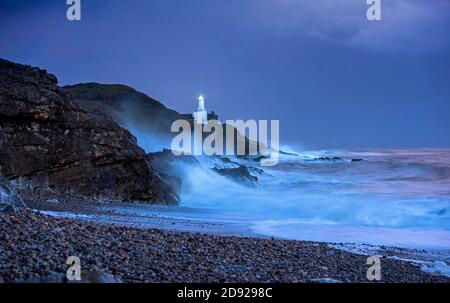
[193,95,208,124]
[181,95,218,125]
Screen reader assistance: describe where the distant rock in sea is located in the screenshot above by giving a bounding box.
[212,166,259,185]
[351,158,364,162]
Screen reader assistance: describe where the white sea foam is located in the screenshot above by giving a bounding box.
[177,148,450,251]
[421,261,450,277]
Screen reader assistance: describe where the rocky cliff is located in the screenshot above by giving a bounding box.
[63,83,181,152]
[0,59,178,205]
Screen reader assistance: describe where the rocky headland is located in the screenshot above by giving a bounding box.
[0,59,178,205]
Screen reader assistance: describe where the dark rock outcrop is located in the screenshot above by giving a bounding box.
[351,158,364,162]
[148,149,199,177]
[148,149,260,187]
[0,59,178,205]
[147,149,198,194]
[147,149,264,191]
[212,166,259,185]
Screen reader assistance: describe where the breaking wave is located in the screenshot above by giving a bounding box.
[179,149,450,249]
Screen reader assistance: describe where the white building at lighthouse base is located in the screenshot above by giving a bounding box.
[193,95,208,125]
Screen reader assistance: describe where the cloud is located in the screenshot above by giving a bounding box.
[0,0,58,17]
[253,0,450,54]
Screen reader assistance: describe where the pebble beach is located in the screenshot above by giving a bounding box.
[1,209,449,283]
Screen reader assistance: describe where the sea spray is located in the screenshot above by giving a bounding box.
[175,149,450,247]
[122,118,450,249]
[0,176,27,211]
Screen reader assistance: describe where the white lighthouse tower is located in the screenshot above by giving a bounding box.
[193,95,208,124]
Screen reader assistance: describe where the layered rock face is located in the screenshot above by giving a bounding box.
[0,59,178,205]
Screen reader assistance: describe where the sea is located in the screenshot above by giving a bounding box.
[41,148,450,276]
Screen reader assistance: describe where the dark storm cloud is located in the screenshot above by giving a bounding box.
[0,0,449,148]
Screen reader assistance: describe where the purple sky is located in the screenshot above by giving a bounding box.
[1,0,449,149]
